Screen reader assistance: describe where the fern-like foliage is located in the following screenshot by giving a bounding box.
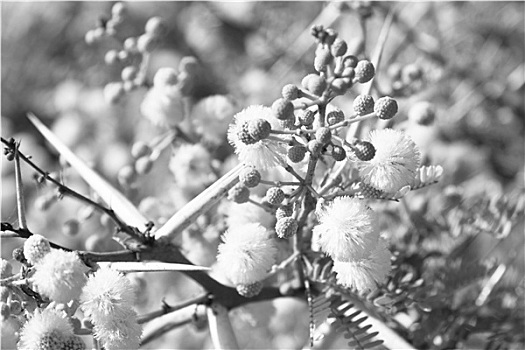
[329,296,384,349]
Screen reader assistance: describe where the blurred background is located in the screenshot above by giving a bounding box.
[1,2,524,349]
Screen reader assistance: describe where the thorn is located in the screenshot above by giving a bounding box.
[14,143,28,230]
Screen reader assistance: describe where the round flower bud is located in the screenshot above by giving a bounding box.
[112,2,125,18]
[408,101,436,126]
[331,145,346,161]
[23,234,51,265]
[12,247,25,263]
[265,187,285,205]
[123,37,138,52]
[84,30,96,45]
[374,96,398,120]
[104,50,119,65]
[324,28,337,45]
[342,67,355,80]
[326,110,345,126]
[0,259,12,279]
[135,156,153,175]
[153,68,178,88]
[131,141,151,159]
[287,145,307,163]
[103,82,124,104]
[301,73,317,90]
[315,127,332,145]
[299,109,315,126]
[62,219,80,237]
[117,165,136,187]
[307,140,323,157]
[330,77,351,94]
[145,16,165,37]
[275,217,298,239]
[307,75,327,96]
[239,167,261,188]
[355,60,375,83]
[331,38,348,57]
[343,55,358,68]
[117,50,129,62]
[282,84,299,100]
[353,140,376,161]
[355,182,384,198]
[137,33,156,53]
[236,281,263,298]
[247,119,271,141]
[271,98,295,121]
[353,94,375,116]
[228,184,250,203]
[121,65,138,82]
[314,48,332,72]
[276,203,293,220]
[237,122,257,145]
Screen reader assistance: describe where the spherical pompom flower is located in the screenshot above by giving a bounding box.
[23,234,51,265]
[31,249,88,304]
[313,197,379,261]
[357,129,421,193]
[80,267,141,350]
[140,85,185,127]
[169,144,217,194]
[18,308,75,350]
[191,95,237,145]
[215,223,277,285]
[227,105,287,170]
[333,237,392,294]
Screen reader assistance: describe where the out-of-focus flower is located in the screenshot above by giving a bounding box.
[333,237,392,294]
[191,95,237,144]
[215,223,277,285]
[358,129,421,193]
[0,259,12,278]
[227,105,287,170]
[18,308,77,350]
[140,81,185,127]
[169,143,217,194]
[23,234,51,265]
[313,196,379,261]
[225,197,275,230]
[80,267,141,350]
[31,249,88,304]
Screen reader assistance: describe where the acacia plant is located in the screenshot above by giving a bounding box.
[1,2,524,349]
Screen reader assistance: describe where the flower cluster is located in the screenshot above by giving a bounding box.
[215,223,278,290]
[80,267,141,350]
[313,197,391,294]
[227,105,287,170]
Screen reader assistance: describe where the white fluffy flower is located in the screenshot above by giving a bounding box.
[32,249,88,303]
[169,143,217,194]
[80,267,136,324]
[313,197,380,261]
[225,197,275,230]
[216,223,277,285]
[358,129,421,193]
[18,308,74,350]
[23,234,51,265]
[92,308,141,350]
[140,85,184,127]
[333,237,392,294]
[80,267,141,350]
[227,105,287,170]
[192,95,237,144]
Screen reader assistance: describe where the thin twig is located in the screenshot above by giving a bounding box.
[14,143,28,229]
[137,293,209,324]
